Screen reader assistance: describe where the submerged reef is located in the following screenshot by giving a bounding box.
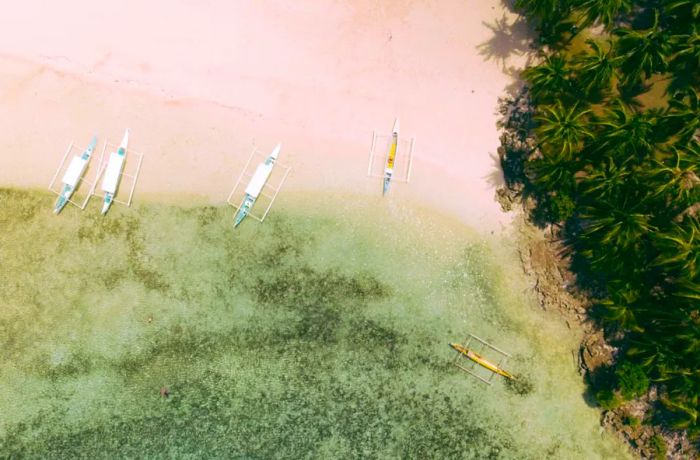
[0,188,628,458]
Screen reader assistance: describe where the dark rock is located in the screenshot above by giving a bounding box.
[579,331,614,375]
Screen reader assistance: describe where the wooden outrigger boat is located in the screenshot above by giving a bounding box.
[382,118,399,195]
[450,342,516,381]
[54,136,97,214]
[234,143,281,228]
[100,129,129,215]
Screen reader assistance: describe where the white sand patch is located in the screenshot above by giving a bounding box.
[0,0,528,232]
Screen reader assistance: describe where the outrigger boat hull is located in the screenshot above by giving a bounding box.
[54,185,73,215]
[54,136,98,214]
[234,143,281,228]
[101,129,129,215]
[382,118,399,196]
[101,195,114,215]
[449,343,515,380]
[234,194,255,227]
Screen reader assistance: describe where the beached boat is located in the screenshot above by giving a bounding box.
[449,342,516,380]
[100,129,129,215]
[234,143,281,228]
[54,136,98,214]
[382,118,399,195]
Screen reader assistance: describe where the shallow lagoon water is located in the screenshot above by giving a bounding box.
[0,188,628,458]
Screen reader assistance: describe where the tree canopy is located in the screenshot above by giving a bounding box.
[508,0,700,443]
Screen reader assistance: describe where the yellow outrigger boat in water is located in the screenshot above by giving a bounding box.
[449,342,516,380]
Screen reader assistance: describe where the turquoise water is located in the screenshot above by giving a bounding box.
[0,188,628,458]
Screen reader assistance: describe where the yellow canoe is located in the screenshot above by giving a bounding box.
[450,342,515,380]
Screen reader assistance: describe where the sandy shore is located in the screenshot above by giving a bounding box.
[0,0,525,232]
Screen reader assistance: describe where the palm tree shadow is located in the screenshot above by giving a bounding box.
[483,151,506,189]
[499,0,518,13]
[501,64,533,98]
[477,14,535,72]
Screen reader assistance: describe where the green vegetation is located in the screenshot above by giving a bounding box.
[623,414,642,428]
[504,0,700,442]
[616,362,650,400]
[596,389,623,410]
[651,434,667,459]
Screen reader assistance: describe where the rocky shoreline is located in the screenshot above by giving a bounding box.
[506,209,695,459]
[496,89,697,460]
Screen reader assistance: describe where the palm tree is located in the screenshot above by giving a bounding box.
[627,336,667,372]
[667,28,700,91]
[515,0,577,46]
[645,144,700,213]
[538,18,581,48]
[579,198,656,251]
[598,282,644,331]
[513,0,700,439]
[522,55,575,103]
[572,40,619,96]
[526,153,577,192]
[660,396,699,430]
[514,0,569,21]
[592,100,659,164]
[575,0,633,30]
[663,0,700,35]
[653,217,700,280]
[664,90,700,143]
[534,101,593,156]
[674,278,700,301]
[579,157,633,203]
[574,200,655,277]
[614,11,670,85]
[615,79,648,111]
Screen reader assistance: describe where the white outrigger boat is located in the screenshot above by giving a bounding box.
[234,143,281,228]
[54,136,97,214]
[100,129,129,215]
[382,118,399,195]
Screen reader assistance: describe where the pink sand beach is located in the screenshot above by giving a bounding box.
[0,0,525,231]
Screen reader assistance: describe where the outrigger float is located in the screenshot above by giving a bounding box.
[450,334,515,384]
[100,129,129,215]
[53,136,97,214]
[227,143,290,228]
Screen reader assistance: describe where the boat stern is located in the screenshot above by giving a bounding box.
[54,196,68,214]
[101,194,113,215]
[234,195,255,228]
[233,208,248,228]
[382,174,392,195]
[53,185,72,214]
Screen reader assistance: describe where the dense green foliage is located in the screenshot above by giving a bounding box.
[651,433,667,459]
[596,389,624,410]
[623,414,642,428]
[616,362,650,400]
[508,0,700,440]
